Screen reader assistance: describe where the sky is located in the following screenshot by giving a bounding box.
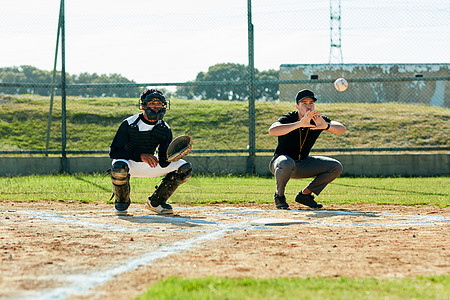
[0,0,448,84]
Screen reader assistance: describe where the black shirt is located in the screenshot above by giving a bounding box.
[273,111,331,161]
[109,113,172,167]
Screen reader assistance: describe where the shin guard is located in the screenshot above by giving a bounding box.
[149,162,192,207]
[111,161,131,211]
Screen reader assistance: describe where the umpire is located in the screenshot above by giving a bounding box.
[268,89,346,210]
[109,88,192,214]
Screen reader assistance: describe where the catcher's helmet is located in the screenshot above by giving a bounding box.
[139,90,169,121]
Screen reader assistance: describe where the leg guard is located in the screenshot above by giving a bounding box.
[111,161,131,211]
[148,162,192,207]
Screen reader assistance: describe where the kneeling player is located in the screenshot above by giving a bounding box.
[109,88,192,214]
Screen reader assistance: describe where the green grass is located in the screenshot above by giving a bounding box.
[0,94,449,151]
[135,276,450,300]
[0,175,448,207]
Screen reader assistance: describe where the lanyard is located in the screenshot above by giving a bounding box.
[299,128,309,151]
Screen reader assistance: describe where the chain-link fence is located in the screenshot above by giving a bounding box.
[1,0,449,161]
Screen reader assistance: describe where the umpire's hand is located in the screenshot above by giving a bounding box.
[140,153,158,168]
[310,111,329,130]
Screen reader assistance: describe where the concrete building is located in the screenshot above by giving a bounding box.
[279,63,449,108]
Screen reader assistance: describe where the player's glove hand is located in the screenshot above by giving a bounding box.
[166,134,193,162]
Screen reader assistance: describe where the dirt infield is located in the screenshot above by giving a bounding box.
[1,201,449,300]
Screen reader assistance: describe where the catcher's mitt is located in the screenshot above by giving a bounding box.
[166,134,193,162]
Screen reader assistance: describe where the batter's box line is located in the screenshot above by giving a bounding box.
[204,207,450,223]
[7,207,450,230]
[15,220,256,300]
[200,207,450,227]
[310,219,450,227]
[12,210,234,233]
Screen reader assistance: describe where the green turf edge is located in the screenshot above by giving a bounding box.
[134,275,450,300]
[1,175,448,208]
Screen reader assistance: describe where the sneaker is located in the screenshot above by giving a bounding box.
[149,195,159,208]
[115,200,130,212]
[274,194,289,210]
[295,192,323,209]
[145,198,173,215]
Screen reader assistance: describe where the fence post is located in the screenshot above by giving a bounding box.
[46,0,63,156]
[247,0,256,174]
[60,0,68,173]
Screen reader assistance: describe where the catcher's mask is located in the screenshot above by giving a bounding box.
[139,92,170,121]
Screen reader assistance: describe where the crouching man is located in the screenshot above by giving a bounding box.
[269,89,346,210]
[109,88,191,214]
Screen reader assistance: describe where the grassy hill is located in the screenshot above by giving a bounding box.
[0,94,449,152]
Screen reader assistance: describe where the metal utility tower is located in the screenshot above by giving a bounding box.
[329,0,343,64]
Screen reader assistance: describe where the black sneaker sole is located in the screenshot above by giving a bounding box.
[295,194,323,209]
[295,200,323,209]
[276,206,290,210]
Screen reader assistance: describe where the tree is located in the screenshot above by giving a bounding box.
[0,66,141,98]
[177,63,250,100]
[176,63,280,101]
[255,69,279,101]
[0,64,281,100]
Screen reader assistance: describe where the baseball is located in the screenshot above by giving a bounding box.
[334,78,348,92]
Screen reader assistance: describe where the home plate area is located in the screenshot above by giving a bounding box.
[1,202,449,300]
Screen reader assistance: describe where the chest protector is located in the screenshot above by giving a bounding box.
[124,119,171,154]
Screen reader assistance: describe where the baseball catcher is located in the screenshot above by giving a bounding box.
[109,88,192,215]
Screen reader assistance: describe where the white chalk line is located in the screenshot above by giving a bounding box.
[14,210,225,233]
[21,205,450,222]
[204,208,450,226]
[6,206,450,300]
[16,220,253,300]
[8,207,450,233]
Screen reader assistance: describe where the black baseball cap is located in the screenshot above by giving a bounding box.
[296,89,317,103]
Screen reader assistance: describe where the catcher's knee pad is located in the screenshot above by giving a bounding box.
[111,161,130,186]
[175,162,192,183]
